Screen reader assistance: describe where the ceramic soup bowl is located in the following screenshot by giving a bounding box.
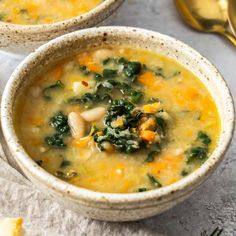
[1,27,235,221]
[0,0,124,54]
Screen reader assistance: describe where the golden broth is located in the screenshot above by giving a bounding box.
[14,46,221,193]
[0,0,102,24]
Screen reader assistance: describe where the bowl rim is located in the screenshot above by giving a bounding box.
[1,26,235,206]
[0,0,124,33]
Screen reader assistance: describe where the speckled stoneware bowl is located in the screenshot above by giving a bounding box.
[0,0,124,54]
[1,27,235,221]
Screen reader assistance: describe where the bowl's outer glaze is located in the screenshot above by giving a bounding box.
[1,27,235,221]
[0,0,124,54]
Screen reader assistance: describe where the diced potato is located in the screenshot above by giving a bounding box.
[73,81,95,96]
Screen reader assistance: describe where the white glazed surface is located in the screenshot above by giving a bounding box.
[1,27,235,221]
[0,0,124,54]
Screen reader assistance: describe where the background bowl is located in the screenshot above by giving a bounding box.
[0,0,124,54]
[1,27,234,221]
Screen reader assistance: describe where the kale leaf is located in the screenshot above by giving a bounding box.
[45,133,67,148]
[45,112,70,149]
[67,80,143,105]
[92,99,166,155]
[198,131,211,145]
[186,146,208,163]
[50,111,70,135]
[147,174,162,188]
[185,131,212,164]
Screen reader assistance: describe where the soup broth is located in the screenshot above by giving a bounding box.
[15,46,221,193]
[0,0,102,24]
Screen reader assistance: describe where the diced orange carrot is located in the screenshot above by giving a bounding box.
[143,102,161,113]
[149,162,168,174]
[27,4,38,14]
[140,130,156,142]
[139,117,156,131]
[183,87,199,100]
[52,65,63,80]
[87,63,102,73]
[138,71,156,87]
[77,52,93,66]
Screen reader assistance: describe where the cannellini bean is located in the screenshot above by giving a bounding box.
[68,112,85,139]
[81,107,106,122]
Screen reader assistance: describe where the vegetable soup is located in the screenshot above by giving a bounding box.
[0,0,103,24]
[14,46,221,193]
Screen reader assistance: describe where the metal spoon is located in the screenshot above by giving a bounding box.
[228,0,236,36]
[174,0,236,46]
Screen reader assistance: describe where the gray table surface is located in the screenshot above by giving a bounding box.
[0,0,235,235]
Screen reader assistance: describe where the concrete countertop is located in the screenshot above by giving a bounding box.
[0,0,235,235]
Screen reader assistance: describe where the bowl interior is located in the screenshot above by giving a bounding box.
[1,27,235,204]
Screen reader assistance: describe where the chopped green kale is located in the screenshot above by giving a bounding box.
[92,99,166,155]
[138,188,148,192]
[123,61,142,79]
[103,69,118,78]
[181,169,189,176]
[147,174,162,188]
[67,79,143,105]
[50,112,70,135]
[45,133,66,149]
[155,67,181,79]
[145,149,161,163]
[185,130,212,164]
[198,131,211,145]
[186,146,208,163]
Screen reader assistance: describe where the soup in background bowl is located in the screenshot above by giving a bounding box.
[0,0,103,25]
[1,27,234,221]
[0,0,124,53]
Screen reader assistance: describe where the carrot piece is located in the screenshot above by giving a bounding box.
[139,117,156,131]
[27,4,38,14]
[87,63,102,73]
[143,102,161,113]
[140,130,156,142]
[77,52,93,66]
[138,71,156,87]
[184,87,199,100]
[52,65,63,80]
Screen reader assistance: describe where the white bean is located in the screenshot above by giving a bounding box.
[68,112,85,139]
[81,107,106,123]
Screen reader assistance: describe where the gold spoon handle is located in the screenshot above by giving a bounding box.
[220,30,236,46]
